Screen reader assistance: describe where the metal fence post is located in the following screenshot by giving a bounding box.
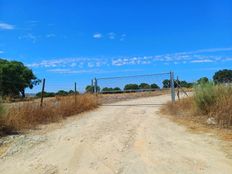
[91,79,94,93]
[170,71,175,102]
[94,78,98,94]
[74,82,77,104]
[40,78,46,107]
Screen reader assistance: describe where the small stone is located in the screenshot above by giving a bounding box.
[207,117,216,125]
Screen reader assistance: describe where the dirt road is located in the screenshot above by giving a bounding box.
[0,95,232,174]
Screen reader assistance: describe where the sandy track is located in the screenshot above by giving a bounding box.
[0,95,232,174]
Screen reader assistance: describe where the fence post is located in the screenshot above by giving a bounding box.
[91,79,94,93]
[74,82,77,105]
[170,72,175,102]
[40,78,45,107]
[176,76,180,100]
[94,78,98,94]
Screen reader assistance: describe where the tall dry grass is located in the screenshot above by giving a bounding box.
[162,83,232,128]
[0,94,98,134]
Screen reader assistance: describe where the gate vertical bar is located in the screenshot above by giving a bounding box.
[94,78,98,94]
[170,71,175,102]
[40,78,46,107]
[91,79,94,93]
[74,82,77,104]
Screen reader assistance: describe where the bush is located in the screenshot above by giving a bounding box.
[194,82,217,114]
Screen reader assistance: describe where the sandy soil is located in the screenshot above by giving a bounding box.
[0,94,232,174]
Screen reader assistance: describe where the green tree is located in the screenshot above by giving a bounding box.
[113,87,121,91]
[124,84,139,90]
[56,90,68,96]
[197,77,209,84]
[0,59,40,98]
[151,83,160,89]
[102,87,113,92]
[162,79,170,88]
[213,69,232,84]
[36,91,55,98]
[139,83,150,89]
[85,85,100,93]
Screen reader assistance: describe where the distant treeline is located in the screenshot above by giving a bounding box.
[85,80,194,93]
[35,90,79,98]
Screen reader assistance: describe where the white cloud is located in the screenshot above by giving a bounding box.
[0,22,14,30]
[46,33,56,38]
[93,33,102,39]
[47,68,143,74]
[120,34,126,41]
[191,59,214,63]
[27,57,109,69]
[18,33,38,43]
[108,32,116,39]
[26,47,232,70]
[47,68,89,74]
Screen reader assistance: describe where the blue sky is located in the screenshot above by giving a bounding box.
[0,0,232,92]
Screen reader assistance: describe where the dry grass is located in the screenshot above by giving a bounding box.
[161,83,232,129]
[98,89,169,104]
[0,94,98,135]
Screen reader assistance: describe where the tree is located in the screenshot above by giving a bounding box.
[56,90,69,96]
[162,79,170,88]
[102,87,113,92]
[151,83,160,89]
[197,77,209,84]
[124,84,139,90]
[139,83,150,89]
[0,59,40,98]
[36,91,55,98]
[113,87,121,91]
[85,85,100,93]
[213,69,232,84]
[179,80,191,88]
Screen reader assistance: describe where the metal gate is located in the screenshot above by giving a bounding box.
[91,71,175,103]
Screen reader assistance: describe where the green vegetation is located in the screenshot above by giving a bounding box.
[213,69,232,84]
[36,92,56,98]
[0,59,40,98]
[85,85,100,93]
[151,83,160,89]
[102,87,121,92]
[163,69,232,128]
[139,83,150,89]
[36,90,78,98]
[162,79,170,88]
[194,82,218,114]
[162,79,193,88]
[197,77,209,84]
[124,84,139,90]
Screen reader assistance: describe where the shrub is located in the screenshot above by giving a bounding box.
[193,82,217,114]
